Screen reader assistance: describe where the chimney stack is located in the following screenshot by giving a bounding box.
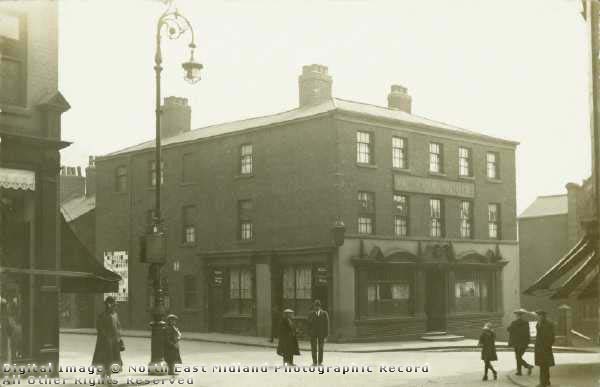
[298,64,332,108]
[85,156,96,197]
[160,96,191,139]
[59,165,85,203]
[387,85,412,113]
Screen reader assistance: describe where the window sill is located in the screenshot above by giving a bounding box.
[391,167,412,174]
[356,163,378,169]
[486,178,503,184]
[180,182,200,187]
[180,243,197,248]
[428,171,447,177]
[458,175,475,181]
[223,313,254,319]
[235,173,254,180]
[0,103,31,117]
[237,239,255,245]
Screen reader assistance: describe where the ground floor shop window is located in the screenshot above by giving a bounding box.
[365,268,414,317]
[227,267,253,316]
[454,270,492,313]
[283,265,312,316]
[0,273,30,362]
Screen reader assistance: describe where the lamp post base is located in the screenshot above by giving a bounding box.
[148,320,168,376]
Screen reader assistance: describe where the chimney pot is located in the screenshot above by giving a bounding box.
[387,84,412,113]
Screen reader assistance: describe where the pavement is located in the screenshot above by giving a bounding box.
[59,327,597,354]
[506,363,600,387]
[33,333,599,387]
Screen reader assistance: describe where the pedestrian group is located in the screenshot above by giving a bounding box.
[92,296,557,385]
[480,308,555,386]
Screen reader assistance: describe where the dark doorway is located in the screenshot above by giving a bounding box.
[208,268,225,332]
[425,270,447,331]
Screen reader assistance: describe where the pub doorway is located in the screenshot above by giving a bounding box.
[425,269,447,332]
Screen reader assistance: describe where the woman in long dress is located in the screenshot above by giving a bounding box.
[479,322,498,381]
[276,309,299,366]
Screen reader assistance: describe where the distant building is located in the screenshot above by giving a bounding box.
[95,64,519,341]
[59,158,98,329]
[0,2,118,369]
[521,178,598,340]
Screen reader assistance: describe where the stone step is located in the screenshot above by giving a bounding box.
[421,331,448,336]
[420,334,465,342]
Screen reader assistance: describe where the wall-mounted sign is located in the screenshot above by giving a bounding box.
[104,251,128,302]
[393,174,475,198]
[213,269,224,286]
[315,266,328,285]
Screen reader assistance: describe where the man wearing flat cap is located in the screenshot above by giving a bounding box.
[534,310,555,387]
[507,308,533,376]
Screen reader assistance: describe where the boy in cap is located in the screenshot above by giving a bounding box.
[165,314,182,375]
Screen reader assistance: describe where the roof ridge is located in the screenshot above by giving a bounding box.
[333,97,474,133]
[538,194,567,198]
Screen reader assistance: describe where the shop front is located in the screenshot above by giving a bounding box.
[0,164,120,368]
[353,243,506,339]
[204,247,334,338]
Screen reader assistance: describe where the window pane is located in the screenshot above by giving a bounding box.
[392,137,406,169]
[357,131,372,163]
[240,144,253,174]
[358,216,373,234]
[295,267,312,299]
[240,269,253,299]
[283,267,295,299]
[229,269,240,299]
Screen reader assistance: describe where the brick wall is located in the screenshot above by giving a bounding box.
[336,115,517,241]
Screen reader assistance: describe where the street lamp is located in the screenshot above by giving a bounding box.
[146,0,201,375]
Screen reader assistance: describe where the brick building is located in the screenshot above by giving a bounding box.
[0,2,118,368]
[522,179,598,341]
[95,64,519,341]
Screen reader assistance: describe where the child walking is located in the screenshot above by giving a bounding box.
[479,322,498,381]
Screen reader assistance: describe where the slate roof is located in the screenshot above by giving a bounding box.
[102,98,518,159]
[60,195,95,222]
[519,194,568,219]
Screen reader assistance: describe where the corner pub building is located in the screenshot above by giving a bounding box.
[95,64,519,341]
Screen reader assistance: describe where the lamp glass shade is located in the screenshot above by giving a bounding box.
[182,60,203,84]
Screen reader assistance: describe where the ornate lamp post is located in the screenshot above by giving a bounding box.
[144,0,201,374]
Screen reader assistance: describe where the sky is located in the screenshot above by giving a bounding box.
[58,0,591,214]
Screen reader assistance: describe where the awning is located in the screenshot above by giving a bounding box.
[524,235,598,299]
[60,214,121,293]
[523,236,592,295]
[0,167,35,190]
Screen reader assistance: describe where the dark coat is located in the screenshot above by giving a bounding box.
[534,320,555,367]
[479,329,498,361]
[276,317,300,357]
[164,324,182,365]
[508,318,531,348]
[92,311,123,368]
[307,309,329,338]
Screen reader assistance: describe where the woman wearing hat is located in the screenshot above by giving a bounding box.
[165,314,182,375]
[478,322,498,381]
[92,296,123,377]
[276,309,300,366]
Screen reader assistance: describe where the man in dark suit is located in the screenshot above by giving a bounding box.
[507,309,533,376]
[307,299,329,366]
[534,310,555,387]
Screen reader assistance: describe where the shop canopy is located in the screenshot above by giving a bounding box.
[60,214,121,293]
[523,234,598,299]
[0,167,35,191]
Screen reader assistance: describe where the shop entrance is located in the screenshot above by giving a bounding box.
[425,270,447,331]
